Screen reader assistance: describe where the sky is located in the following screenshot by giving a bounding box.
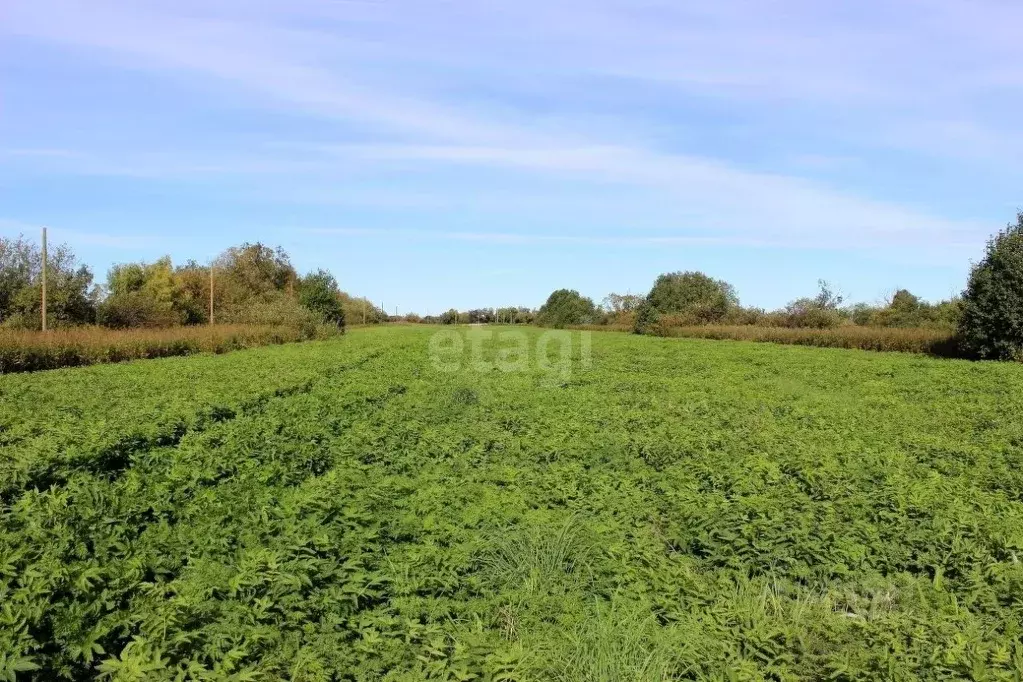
[1,0,1021,314]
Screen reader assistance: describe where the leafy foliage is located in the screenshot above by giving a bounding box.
[2,327,1023,679]
[339,293,387,326]
[0,235,96,329]
[635,272,738,332]
[537,289,598,328]
[298,270,345,328]
[958,211,1023,360]
[99,257,184,328]
[782,279,845,329]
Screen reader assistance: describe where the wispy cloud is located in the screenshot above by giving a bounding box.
[0,219,159,249]
[2,0,1016,261]
[306,226,773,247]
[302,225,967,252]
[314,144,986,248]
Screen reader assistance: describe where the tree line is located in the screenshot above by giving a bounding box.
[0,238,365,333]
[530,211,1023,360]
[6,209,1021,360]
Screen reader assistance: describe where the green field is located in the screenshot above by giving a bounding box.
[2,326,1023,681]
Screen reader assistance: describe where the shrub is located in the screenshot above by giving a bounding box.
[721,306,767,326]
[958,211,1023,360]
[537,289,598,328]
[784,302,843,329]
[298,270,346,328]
[98,290,185,328]
[635,272,737,333]
[850,291,962,330]
[783,281,844,329]
[339,293,387,325]
[220,293,321,337]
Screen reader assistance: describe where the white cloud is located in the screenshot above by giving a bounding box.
[317,144,986,248]
[2,0,1014,257]
[0,219,159,249]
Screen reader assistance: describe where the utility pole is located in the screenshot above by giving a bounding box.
[41,227,47,332]
[209,263,215,325]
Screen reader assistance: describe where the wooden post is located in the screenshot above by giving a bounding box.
[41,227,47,332]
[209,263,215,325]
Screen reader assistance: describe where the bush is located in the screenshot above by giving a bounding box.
[339,293,387,325]
[298,270,346,328]
[98,291,185,328]
[537,289,598,328]
[721,306,767,326]
[784,302,843,329]
[635,272,737,333]
[849,291,962,330]
[220,293,321,338]
[783,281,844,329]
[958,212,1023,360]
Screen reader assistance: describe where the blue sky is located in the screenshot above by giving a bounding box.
[2,0,1020,314]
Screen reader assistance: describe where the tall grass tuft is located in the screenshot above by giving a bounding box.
[482,516,594,596]
[537,600,683,682]
[0,324,339,373]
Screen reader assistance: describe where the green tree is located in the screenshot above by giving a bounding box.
[173,260,212,325]
[635,271,738,332]
[890,289,922,313]
[958,211,1023,360]
[1,235,97,328]
[602,292,643,326]
[214,243,297,306]
[338,293,386,325]
[299,270,345,327]
[537,289,597,328]
[602,293,643,315]
[100,257,183,328]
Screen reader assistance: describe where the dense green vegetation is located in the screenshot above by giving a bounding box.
[634,272,738,333]
[3,326,1022,680]
[959,211,1023,360]
[7,211,1023,365]
[0,238,355,333]
[535,290,598,328]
